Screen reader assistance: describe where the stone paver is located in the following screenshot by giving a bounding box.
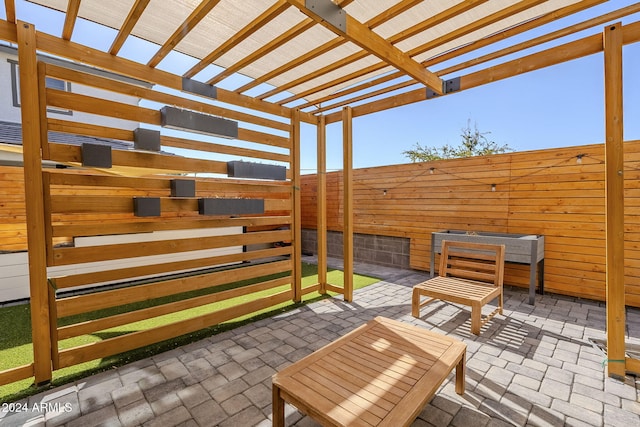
[2,256,640,426]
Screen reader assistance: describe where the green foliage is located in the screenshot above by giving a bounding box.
[403,120,513,162]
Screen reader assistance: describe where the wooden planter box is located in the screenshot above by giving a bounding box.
[431,230,544,305]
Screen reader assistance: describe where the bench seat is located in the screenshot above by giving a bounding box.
[412,240,505,335]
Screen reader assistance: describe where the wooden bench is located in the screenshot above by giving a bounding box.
[412,240,506,335]
[272,316,466,427]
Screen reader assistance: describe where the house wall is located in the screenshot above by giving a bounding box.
[0,50,18,123]
[0,227,243,303]
[300,141,640,307]
[0,48,141,130]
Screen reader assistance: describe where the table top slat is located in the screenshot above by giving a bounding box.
[323,352,410,398]
[273,317,466,427]
[304,366,391,419]
[312,359,401,407]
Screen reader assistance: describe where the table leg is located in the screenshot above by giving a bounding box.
[528,241,538,305]
[272,383,285,427]
[455,351,466,395]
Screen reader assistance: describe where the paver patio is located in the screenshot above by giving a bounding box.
[1,256,639,427]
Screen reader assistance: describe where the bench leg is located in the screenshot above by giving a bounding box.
[272,384,285,427]
[455,351,466,395]
[470,303,481,335]
[499,291,504,316]
[412,288,421,317]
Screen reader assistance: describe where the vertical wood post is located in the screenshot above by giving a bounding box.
[317,115,328,293]
[17,21,52,384]
[291,108,302,302]
[604,22,626,379]
[342,107,353,302]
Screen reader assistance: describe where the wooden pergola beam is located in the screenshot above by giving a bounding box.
[237,37,344,95]
[324,19,640,124]
[291,108,302,302]
[147,0,222,68]
[250,1,422,100]
[183,0,291,79]
[285,0,442,95]
[604,22,625,379]
[280,0,554,107]
[235,0,417,95]
[61,0,80,41]
[17,20,52,384]
[207,18,315,85]
[0,19,319,124]
[438,2,640,78]
[4,0,15,23]
[390,0,489,46]
[300,0,605,111]
[207,0,373,86]
[109,0,151,55]
[342,106,354,302]
[317,114,327,293]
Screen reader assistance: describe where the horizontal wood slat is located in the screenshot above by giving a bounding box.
[44,62,291,132]
[52,245,292,289]
[51,215,291,239]
[57,289,292,368]
[0,364,34,387]
[56,259,292,317]
[51,229,291,266]
[57,275,292,339]
[48,143,228,174]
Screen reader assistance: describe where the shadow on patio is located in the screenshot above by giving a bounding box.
[1,257,639,427]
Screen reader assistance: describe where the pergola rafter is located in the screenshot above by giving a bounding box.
[146,0,223,68]
[285,0,443,94]
[280,0,561,108]
[108,0,151,55]
[249,0,430,101]
[183,0,292,79]
[302,0,630,113]
[61,0,80,40]
[258,0,491,103]
[206,18,316,86]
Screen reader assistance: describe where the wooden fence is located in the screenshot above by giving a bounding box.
[0,166,27,251]
[301,141,640,307]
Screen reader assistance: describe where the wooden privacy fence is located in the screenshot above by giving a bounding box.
[0,57,309,387]
[301,141,640,307]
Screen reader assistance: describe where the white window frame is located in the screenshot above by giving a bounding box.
[8,59,73,116]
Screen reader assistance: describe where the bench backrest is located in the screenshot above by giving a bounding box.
[439,240,506,287]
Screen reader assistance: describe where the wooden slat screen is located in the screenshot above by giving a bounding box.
[21,61,297,371]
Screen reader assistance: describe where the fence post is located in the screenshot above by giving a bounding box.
[17,21,53,384]
[603,22,625,379]
[291,108,302,302]
[317,115,327,293]
[342,107,353,302]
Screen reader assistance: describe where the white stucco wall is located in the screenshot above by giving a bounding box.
[0,47,142,130]
[0,227,244,303]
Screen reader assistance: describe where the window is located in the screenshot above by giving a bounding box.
[8,59,73,115]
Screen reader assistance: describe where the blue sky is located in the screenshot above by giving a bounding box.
[6,0,640,172]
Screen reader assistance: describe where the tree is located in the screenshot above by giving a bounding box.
[402,120,513,162]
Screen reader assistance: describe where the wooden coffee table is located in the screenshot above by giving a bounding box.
[272,316,466,427]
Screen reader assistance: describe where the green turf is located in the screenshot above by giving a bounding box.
[0,262,379,403]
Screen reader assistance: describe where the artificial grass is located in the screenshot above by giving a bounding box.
[0,262,379,403]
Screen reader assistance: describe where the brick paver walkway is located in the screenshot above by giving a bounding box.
[2,257,639,426]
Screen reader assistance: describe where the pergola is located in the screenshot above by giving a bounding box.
[2,0,639,385]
